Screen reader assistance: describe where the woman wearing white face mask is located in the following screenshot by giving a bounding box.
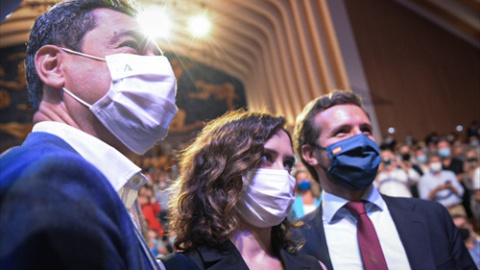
[162,110,325,270]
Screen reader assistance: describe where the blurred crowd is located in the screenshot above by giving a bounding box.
[135,121,480,263]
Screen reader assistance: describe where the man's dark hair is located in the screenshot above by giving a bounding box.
[25,0,138,111]
[293,90,368,182]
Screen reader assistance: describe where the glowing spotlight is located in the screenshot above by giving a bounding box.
[388,127,395,134]
[456,125,463,132]
[188,15,211,37]
[138,7,172,39]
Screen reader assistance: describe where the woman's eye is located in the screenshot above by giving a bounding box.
[284,160,294,171]
[261,153,272,163]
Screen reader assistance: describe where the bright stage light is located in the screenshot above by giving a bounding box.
[188,15,211,37]
[138,7,172,39]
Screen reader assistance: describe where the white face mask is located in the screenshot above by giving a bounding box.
[236,168,296,228]
[61,48,178,155]
[430,162,442,172]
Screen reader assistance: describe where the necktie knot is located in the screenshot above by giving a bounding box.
[344,200,367,217]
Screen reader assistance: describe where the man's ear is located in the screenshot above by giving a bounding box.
[34,45,65,89]
[301,145,319,166]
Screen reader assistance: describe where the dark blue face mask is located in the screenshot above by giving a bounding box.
[297,180,312,191]
[317,134,380,190]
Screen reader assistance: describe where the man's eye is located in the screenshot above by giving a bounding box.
[362,128,372,135]
[121,41,140,50]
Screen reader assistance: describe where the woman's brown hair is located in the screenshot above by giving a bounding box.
[168,109,301,252]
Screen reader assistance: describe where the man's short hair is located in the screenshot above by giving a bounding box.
[25,0,138,112]
[293,90,367,182]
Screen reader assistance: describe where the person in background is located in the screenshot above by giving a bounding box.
[397,144,422,197]
[291,169,321,219]
[375,149,412,198]
[0,0,178,269]
[418,154,466,217]
[438,138,473,218]
[162,110,324,270]
[464,149,480,229]
[139,185,165,237]
[452,215,480,269]
[293,90,475,269]
[413,145,430,175]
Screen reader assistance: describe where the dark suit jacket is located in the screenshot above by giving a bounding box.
[162,240,322,270]
[0,132,158,270]
[295,195,476,270]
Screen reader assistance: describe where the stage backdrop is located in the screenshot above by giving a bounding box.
[0,45,246,153]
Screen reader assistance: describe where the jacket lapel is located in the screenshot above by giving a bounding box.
[302,206,333,270]
[279,248,317,270]
[196,242,249,270]
[382,196,436,269]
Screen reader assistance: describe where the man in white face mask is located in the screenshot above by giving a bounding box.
[418,154,466,217]
[0,1,176,269]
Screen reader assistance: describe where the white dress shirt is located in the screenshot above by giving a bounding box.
[32,122,165,270]
[33,121,146,211]
[322,186,411,269]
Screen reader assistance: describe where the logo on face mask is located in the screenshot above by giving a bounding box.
[124,64,132,72]
[318,134,380,190]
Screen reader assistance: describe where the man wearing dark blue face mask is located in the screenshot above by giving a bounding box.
[292,90,475,270]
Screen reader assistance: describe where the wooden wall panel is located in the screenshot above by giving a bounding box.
[343,0,480,143]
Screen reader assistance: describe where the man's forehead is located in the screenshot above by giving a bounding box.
[315,104,370,126]
[90,8,142,33]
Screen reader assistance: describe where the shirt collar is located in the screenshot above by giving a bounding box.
[322,185,386,223]
[32,121,146,192]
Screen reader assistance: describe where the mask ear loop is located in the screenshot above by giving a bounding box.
[63,87,93,108]
[59,47,106,61]
[313,144,331,171]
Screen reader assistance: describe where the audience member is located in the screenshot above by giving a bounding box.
[162,110,324,270]
[375,149,413,197]
[139,185,165,236]
[291,169,321,219]
[293,90,474,269]
[418,154,466,216]
[0,1,177,269]
[413,146,430,175]
[397,144,423,197]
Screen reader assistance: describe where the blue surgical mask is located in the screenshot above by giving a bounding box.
[297,180,312,191]
[318,134,380,190]
[438,148,451,158]
[417,154,427,164]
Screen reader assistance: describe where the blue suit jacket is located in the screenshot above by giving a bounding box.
[295,195,476,270]
[0,132,158,270]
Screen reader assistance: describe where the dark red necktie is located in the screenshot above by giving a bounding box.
[344,201,388,270]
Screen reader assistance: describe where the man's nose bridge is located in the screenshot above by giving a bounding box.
[141,39,162,56]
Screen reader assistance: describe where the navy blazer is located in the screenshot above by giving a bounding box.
[0,132,159,270]
[295,195,476,270]
[162,240,323,270]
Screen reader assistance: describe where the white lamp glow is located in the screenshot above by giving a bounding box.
[138,7,172,39]
[188,14,211,37]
